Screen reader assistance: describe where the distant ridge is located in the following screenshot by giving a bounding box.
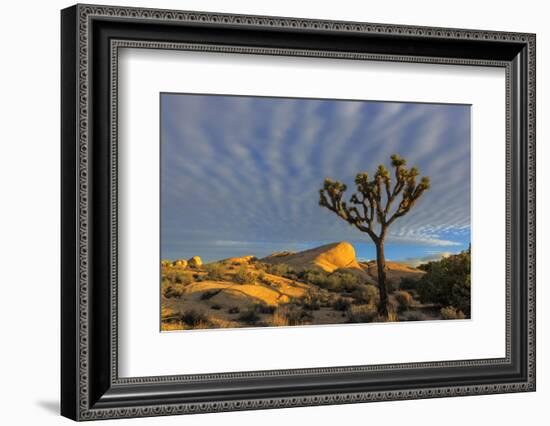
[360,260,425,284]
[261,241,374,282]
[262,241,424,285]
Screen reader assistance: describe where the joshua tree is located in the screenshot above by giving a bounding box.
[319,154,430,318]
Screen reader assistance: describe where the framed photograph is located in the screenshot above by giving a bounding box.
[61,4,536,421]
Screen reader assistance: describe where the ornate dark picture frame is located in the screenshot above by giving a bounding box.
[61,4,536,421]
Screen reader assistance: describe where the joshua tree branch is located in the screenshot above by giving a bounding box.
[319,155,430,242]
[319,154,430,319]
[320,180,379,242]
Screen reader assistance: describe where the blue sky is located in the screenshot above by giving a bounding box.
[161,94,470,264]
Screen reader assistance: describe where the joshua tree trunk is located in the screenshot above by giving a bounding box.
[375,239,389,317]
[319,154,431,321]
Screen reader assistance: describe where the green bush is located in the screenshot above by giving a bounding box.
[400,277,420,290]
[416,248,471,315]
[266,263,294,277]
[299,269,359,292]
[336,272,360,291]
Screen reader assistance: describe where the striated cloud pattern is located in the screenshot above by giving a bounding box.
[161,94,470,262]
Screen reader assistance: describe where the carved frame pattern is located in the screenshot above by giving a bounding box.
[61,3,536,421]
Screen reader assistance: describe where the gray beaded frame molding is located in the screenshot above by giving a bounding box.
[61,4,536,421]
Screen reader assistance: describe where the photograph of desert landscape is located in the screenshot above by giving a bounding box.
[160,94,471,331]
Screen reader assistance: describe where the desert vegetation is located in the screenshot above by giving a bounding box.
[416,247,471,318]
[160,241,470,331]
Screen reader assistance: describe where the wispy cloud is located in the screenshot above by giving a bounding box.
[161,94,470,260]
[386,235,462,247]
[401,251,455,268]
[401,252,454,267]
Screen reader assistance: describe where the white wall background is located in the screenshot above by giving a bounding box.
[0,0,546,424]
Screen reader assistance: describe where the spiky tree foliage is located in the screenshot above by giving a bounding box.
[319,154,430,318]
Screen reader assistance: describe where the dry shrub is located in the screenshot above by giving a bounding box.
[254,303,276,314]
[204,263,225,280]
[384,310,399,322]
[161,306,178,321]
[227,306,240,314]
[266,263,294,277]
[274,304,313,326]
[440,306,466,320]
[233,266,256,285]
[200,289,220,300]
[161,270,192,285]
[187,320,213,330]
[270,311,290,327]
[399,310,426,321]
[161,321,184,331]
[394,290,414,312]
[299,293,322,310]
[163,285,183,299]
[332,297,352,311]
[208,317,235,329]
[346,305,378,323]
[238,309,261,325]
[352,284,380,305]
[180,310,210,327]
[174,274,193,285]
